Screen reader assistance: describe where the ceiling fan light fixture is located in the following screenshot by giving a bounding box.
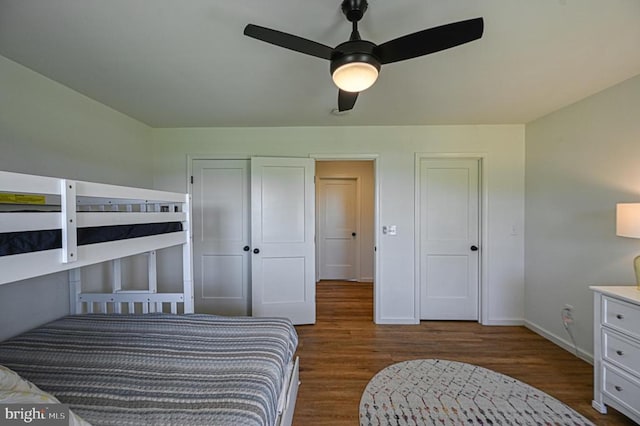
[332,61,378,92]
[331,50,380,92]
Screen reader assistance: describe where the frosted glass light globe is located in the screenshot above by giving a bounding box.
[332,62,379,92]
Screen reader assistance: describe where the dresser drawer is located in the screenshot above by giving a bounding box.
[603,329,640,375]
[603,296,640,339]
[602,364,640,418]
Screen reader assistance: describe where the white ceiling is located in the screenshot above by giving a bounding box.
[1,0,639,128]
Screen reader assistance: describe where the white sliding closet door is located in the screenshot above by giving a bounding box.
[251,157,316,325]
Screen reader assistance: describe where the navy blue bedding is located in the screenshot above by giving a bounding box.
[0,222,182,256]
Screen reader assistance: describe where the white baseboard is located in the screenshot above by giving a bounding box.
[524,320,593,364]
[376,317,419,325]
[482,319,524,326]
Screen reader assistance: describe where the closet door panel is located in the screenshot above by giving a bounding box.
[251,157,316,325]
[192,159,250,315]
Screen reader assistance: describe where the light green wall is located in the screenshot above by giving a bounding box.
[152,125,525,324]
[0,55,154,339]
[525,74,640,360]
[0,55,154,184]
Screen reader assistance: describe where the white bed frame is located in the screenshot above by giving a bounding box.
[0,170,299,426]
[0,170,194,314]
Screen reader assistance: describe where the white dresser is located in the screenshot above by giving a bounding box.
[590,286,640,424]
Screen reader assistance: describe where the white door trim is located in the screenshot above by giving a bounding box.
[414,153,489,325]
[310,153,380,324]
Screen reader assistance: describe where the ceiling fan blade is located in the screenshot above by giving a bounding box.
[244,24,333,60]
[338,90,359,112]
[375,17,484,65]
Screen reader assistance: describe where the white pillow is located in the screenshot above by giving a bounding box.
[0,364,41,393]
[0,365,91,426]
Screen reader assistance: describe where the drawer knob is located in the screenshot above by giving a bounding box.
[616,350,624,356]
[616,314,624,320]
[614,385,623,392]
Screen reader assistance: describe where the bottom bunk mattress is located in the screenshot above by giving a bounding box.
[0,314,298,426]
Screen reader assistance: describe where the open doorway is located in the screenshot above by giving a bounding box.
[315,160,376,318]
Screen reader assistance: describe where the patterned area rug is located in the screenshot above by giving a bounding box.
[360,359,594,426]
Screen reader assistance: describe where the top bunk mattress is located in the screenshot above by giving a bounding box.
[0,222,183,256]
[0,314,298,426]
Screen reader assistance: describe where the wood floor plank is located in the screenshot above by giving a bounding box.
[292,281,635,425]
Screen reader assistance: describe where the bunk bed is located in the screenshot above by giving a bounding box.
[0,170,299,426]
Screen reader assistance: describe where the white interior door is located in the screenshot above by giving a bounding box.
[419,158,479,320]
[251,157,316,325]
[318,177,358,280]
[192,159,250,315]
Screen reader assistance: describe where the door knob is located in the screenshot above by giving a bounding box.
[352,232,357,237]
[243,245,250,252]
[253,248,260,254]
[470,245,479,251]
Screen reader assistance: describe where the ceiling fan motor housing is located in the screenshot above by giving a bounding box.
[330,40,380,75]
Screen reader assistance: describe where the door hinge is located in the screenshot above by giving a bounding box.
[190,176,194,184]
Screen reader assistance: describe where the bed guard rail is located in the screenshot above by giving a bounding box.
[76,292,186,315]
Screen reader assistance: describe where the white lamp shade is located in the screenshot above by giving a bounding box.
[616,203,640,238]
[332,62,379,92]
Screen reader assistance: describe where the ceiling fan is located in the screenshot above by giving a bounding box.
[244,0,484,112]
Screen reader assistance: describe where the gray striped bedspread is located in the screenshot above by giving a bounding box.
[0,314,298,426]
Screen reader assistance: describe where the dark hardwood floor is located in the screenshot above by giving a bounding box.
[292,281,635,425]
